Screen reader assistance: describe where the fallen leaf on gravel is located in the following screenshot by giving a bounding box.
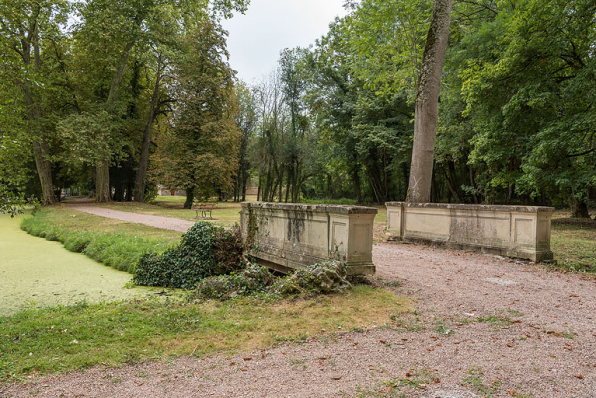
[417,384,427,389]
[570,294,579,297]
[434,378,441,384]
[379,340,386,344]
[240,368,248,372]
[405,371,413,377]
[575,374,584,379]
[318,356,329,360]
[427,347,434,351]
[508,389,516,396]
[506,343,515,348]
[564,346,572,350]
[331,376,342,380]
[243,357,252,361]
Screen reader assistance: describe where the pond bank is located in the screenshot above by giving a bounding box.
[0,214,157,316]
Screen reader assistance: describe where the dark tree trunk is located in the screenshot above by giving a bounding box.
[571,199,590,218]
[134,59,163,202]
[95,160,111,202]
[408,0,453,203]
[125,183,133,202]
[21,25,56,205]
[96,40,135,203]
[31,139,56,205]
[184,187,194,209]
[351,164,362,204]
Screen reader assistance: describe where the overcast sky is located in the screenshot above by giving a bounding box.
[221,0,348,84]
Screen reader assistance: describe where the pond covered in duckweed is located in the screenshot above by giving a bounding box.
[0,214,160,316]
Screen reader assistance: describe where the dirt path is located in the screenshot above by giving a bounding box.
[4,208,596,397]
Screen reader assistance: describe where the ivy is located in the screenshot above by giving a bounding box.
[133,222,243,289]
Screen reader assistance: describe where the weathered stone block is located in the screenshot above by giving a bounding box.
[240,202,377,275]
[386,202,554,262]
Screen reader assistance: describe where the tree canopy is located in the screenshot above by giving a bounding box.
[1,0,594,217]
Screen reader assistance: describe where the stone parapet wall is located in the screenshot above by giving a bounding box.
[240,202,377,275]
[385,202,554,262]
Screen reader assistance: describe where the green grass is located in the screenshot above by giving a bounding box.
[98,200,243,227]
[550,222,596,272]
[21,207,182,273]
[0,286,413,382]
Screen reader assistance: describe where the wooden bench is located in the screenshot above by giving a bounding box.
[194,203,217,219]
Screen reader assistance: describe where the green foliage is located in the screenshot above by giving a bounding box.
[150,21,240,204]
[196,264,277,299]
[134,222,243,289]
[20,210,176,273]
[196,261,353,300]
[0,185,38,218]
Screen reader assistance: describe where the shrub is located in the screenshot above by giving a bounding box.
[195,260,352,300]
[196,264,276,299]
[134,222,243,289]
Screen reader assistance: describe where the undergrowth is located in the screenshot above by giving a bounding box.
[134,222,243,289]
[20,208,180,273]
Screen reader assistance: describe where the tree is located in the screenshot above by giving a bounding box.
[407,0,453,203]
[0,0,70,204]
[233,82,257,202]
[151,21,240,209]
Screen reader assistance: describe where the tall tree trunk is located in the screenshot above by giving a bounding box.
[407,0,453,203]
[184,187,194,209]
[241,172,248,202]
[96,40,135,203]
[20,25,56,205]
[95,159,111,202]
[571,194,591,218]
[134,66,162,202]
[440,163,461,202]
[31,139,55,205]
[351,164,362,204]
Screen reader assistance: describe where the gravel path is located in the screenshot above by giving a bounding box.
[3,208,596,397]
[68,205,196,232]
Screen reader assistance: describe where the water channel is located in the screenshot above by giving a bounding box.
[0,214,156,316]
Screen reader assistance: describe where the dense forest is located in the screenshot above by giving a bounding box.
[1,0,595,217]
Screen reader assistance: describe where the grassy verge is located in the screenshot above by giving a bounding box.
[0,286,412,382]
[21,207,182,273]
[550,222,596,273]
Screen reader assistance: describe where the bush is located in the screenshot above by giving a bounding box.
[196,264,276,299]
[134,222,243,289]
[195,260,352,300]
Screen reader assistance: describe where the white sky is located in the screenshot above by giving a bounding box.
[222,0,348,84]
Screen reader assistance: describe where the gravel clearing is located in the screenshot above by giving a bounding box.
[3,208,595,397]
